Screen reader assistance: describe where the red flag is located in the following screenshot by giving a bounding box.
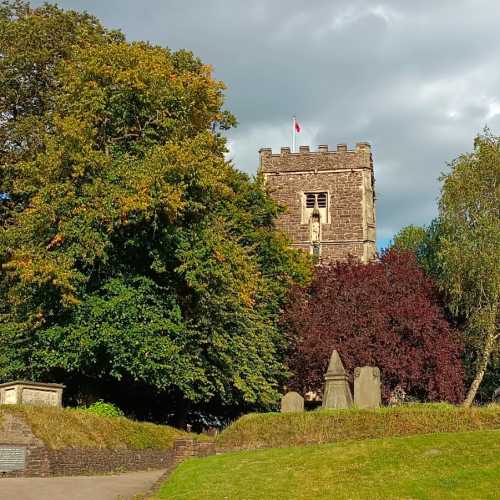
[295,120,301,133]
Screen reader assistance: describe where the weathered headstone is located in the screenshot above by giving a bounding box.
[281,391,304,413]
[354,366,381,408]
[493,388,500,404]
[0,381,64,407]
[322,350,353,409]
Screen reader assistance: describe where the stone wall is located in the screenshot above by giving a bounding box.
[46,448,174,476]
[260,143,376,262]
[0,413,215,478]
[172,438,216,462]
[0,412,49,477]
[0,446,50,478]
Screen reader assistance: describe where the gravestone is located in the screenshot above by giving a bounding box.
[281,391,304,413]
[354,366,381,408]
[493,388,500,404]
[322,350,353,409]
[0,381,64,407]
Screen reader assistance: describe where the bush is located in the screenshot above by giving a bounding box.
[283,250,465,403]
[81,400,124,418]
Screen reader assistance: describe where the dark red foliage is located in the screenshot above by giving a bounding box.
[283,250,465,403]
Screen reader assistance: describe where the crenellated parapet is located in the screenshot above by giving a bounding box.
[259,143,373,174]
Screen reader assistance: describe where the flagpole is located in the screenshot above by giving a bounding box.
[292,116,296,153]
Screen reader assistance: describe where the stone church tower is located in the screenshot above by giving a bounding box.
[259,143,376,262]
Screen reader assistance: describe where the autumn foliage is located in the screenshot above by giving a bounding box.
[284,251,465,403]
[0,2,311,422]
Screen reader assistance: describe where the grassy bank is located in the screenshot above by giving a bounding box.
[0,405,199,450]
[156,429,500,499]
[217,403,500,450]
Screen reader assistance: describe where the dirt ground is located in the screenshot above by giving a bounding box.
[0,469,166,500]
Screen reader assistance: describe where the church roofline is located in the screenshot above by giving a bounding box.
[258,143,371,156]
[259,143,373,174]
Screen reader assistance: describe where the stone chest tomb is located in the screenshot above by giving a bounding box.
[0,381,64,407]
[260,143,376,262]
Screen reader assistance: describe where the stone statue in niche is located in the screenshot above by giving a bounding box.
[310,209,321,243]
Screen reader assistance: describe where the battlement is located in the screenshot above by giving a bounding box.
[259,143,372,174]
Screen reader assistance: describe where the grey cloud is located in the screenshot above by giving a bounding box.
[32,0,500,247]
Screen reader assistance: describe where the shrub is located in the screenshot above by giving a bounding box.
[81,400,124,418]
[283,250,465,403]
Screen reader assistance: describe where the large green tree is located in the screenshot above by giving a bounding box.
[437,131,499,406]
[391,225,428,254]
[0,2,310,422]
[390,221,443,278]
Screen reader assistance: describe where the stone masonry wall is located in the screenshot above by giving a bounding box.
[46,447,174,476]
[0,413,215,478]
[172,439,216,462]
[260,143,376,262]
[0,412,49,477]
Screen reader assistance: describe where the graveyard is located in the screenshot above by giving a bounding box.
[0,2,499,498]
[0,399,498,495]
[148,351,500,497]
[0,311,497,496]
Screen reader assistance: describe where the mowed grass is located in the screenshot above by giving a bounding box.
[217,403,500,450]
[155,429,500,500]
[0,405,199,450]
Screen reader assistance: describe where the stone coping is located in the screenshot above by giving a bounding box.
[0,381,65,390]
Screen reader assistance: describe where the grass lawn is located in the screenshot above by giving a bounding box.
[154,429,500,499]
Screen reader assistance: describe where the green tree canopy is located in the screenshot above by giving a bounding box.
[0,1,310,422]
[0,1,123,165]
[389,221,443,278]
[391,225,428,254]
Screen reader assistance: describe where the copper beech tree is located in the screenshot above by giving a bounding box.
[284,250,465,403]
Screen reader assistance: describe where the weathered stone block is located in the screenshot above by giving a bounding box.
[354,366,382,409]
[0,381,64,407]
[280,391,304,413]
[493,387,500,404]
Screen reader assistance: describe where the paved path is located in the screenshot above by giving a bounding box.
[0,469,166,500]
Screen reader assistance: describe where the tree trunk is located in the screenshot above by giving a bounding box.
[463,330,496,407]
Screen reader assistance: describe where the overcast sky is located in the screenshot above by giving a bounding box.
[34,0,500,248]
